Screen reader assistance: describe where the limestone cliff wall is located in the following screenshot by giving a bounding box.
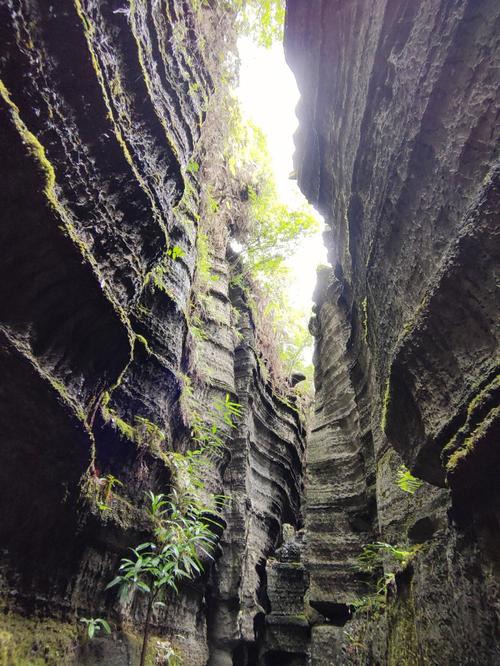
[286,0,499,664]
[0,2,305,664]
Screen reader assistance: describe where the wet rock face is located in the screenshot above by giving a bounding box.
[0,2,306,664]
[286,0,499,663]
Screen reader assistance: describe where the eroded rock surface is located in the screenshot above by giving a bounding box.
[0,2,305,664]
[1,0,499,664]
[285,0,499,663]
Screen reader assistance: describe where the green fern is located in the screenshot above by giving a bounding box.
[356,542,415,574]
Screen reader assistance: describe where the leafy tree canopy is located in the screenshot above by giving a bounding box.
[231,0,286,48]
[226,114,318,397]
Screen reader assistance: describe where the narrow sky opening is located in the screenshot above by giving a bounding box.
[236,37,327,318]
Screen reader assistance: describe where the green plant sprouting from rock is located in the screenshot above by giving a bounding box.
[96,474,123,513]
[350,539,423,634]
[396,465,423,494]
[356,542,417,576]
[344,571,396,660]
[107,491,221,666]
[103,392,240,666]
[79,617,111,640]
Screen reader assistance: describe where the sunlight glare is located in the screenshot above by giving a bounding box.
[236,37,327,316]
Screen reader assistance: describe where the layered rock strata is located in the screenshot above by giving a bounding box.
[0,2,305,664]
[286,0,500,663]
[261,525,309,666]
[209,291,306,665]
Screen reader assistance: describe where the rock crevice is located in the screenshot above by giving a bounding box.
[0,0,499,664]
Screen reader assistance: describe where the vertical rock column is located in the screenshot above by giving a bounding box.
[305,269,376,662]
[261,524,309,666]
[208,286,307,665]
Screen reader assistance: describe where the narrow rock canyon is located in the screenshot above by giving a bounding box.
[0,1,498,664]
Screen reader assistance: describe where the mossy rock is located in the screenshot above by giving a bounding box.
[0,615,172,666]
[0,614,78,665]
[386,597,418,666]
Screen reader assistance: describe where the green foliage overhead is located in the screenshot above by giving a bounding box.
[279,308,314,381]
[237,0,286,48]
[194,0,285,48]
[187,10,318,393]
[249,126,319,262]
[227,118,318,391]
[245,181,318,280]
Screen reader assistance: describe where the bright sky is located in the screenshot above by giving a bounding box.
[236,37,326,316]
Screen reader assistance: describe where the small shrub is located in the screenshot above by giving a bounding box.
[107,492,220,666]
[186,160,200,175]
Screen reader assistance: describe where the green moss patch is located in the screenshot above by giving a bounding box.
[0,613,78,665]
[443,375,500,473]
[381,377,392,433]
